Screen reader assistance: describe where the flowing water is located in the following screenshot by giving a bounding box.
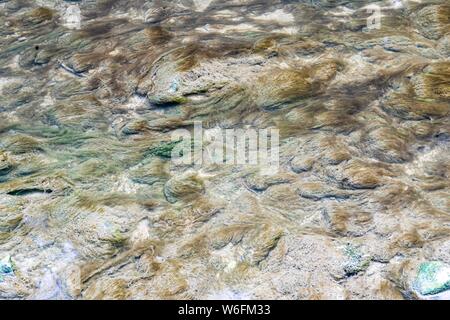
[0,0,449,299]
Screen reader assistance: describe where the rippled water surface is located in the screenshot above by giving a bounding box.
[0,0,449,299]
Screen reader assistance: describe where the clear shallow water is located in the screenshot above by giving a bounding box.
[0,0,449,299]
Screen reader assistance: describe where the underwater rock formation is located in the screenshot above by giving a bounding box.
[0,0,449,300]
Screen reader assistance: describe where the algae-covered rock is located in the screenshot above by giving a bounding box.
[0,0,449,301]
[361,126,412,163]
[290,156,314,173]
[164,171,205,204]
[335,160,394,190]
[413,5,450,40]
[83,278,131,300]
[414,261,450,296]
[17,7,54,27]
[323,205,372,237]
[34,48,55,65]
[0,209,23,242]
[343,244,370,276]
[412,62,450,101]
[146,140,182,159]
[0,152,14,176]
[297,182,350,201]
[120,119,149,136]
[244,172,294,192]
[2,135,43,154]
[383,94,449,120]
[253,68,313,110]
[129,158,169,186]
[245,226,283,266]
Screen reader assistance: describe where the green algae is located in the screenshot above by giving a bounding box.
[0,0,449,300]
[145,140,182,159]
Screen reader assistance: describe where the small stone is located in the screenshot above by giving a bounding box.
[361,126,412,163]
[3,135,42,155]
[414,261,450,296]
[0,255,14,281]
[121,119,149,135]
[0,206,23,242]
[34,49,54,65]
[290,156,314,173]
[297,182,350,201]
[244,172,293,191]
[24,7,53,25]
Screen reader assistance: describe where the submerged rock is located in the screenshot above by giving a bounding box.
[297,182,350,200]
[0,255,14,281]
[342,244,370,276]
[252,68,313,110]
[0,0,449,300]
[2,135,43,154]
[164,171,205,204]
[244,171,294,192]
[412,62,450,101]
[21,7,54,26]
[0,152,14,176]
[129,158,169,186]
[414,261,450,296]
[413,5,450,40]
[0,209,23,242]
